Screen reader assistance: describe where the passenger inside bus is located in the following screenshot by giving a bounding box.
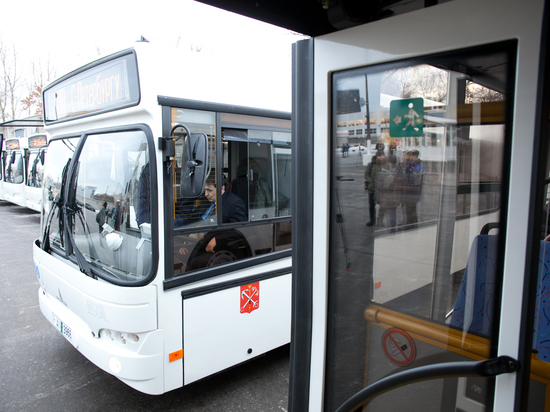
[216,177,248,224]
[176,177,248,270]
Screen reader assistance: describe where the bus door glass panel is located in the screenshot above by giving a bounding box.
[224,128,291,221]
[528,69,550,410]
[327,44,513,411]
[43,138,78,252]
[273,133,292,219]
[69,130,152,283]
[223,128,289,255]
[273,139,292,251]
[247,130,275,220]
[223,128,249,218]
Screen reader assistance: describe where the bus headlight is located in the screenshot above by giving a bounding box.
[102,329,139,345]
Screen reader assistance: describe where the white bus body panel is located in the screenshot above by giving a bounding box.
[3,181,26,207]
[309,0,545,410]
[34,242,163,394]
[25,186,42,212]
[183,273,291,384]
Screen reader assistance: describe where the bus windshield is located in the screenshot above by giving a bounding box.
[43,128,155,284]
[27,149,46,188]
[4,151,24,184]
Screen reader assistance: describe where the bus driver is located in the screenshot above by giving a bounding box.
[177,177,248,270]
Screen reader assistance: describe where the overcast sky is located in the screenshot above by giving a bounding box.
[1,0,305,100]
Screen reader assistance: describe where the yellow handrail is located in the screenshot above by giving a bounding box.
[365,304,550,384]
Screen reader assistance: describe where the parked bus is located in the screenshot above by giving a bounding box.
[283,0,550,410]
[25,133,48,212]
[0,134,4,200]
[3,136,28,207]
[34,44,292,394]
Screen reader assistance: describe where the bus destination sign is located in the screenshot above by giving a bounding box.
[43,52,139,123]
[28,135,48,149]
[5,139,20,150]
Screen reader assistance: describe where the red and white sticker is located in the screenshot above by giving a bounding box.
[240,282,260,314]
[382,328,416,366]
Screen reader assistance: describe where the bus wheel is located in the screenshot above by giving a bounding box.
[207,250,237,267]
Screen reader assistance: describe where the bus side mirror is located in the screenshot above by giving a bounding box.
[172,124,209,198]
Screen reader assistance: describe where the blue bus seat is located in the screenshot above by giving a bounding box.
[450,235,498,336]
[534,241,550,362]
[451,235,550,363]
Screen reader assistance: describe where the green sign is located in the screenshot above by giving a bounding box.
[389,98,424,137]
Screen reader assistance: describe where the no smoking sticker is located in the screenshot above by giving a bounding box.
[382,328,416,367]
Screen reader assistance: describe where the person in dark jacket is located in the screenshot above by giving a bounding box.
[364,153,386,226]
[221,181,248,224]
[184,178,248,270]
[402,149,424,225]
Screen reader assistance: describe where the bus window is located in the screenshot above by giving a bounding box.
[173,108,217,229]
[326,44,513,410]
[172,108,292,276]
[63,129,154,283]
[223,129,291,220]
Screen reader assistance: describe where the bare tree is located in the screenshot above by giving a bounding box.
[465,81,504,103]
[0,39,24,122]
[380,64,449,103]
[21,59,57,116]
[413,65,448,102]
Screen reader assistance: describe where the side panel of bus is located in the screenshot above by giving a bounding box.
[182,273,291,384]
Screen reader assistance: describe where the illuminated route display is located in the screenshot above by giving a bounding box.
[43,51,140,123]
[28,135,47,149]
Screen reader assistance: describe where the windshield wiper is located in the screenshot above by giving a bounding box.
[62,162,93,278]
[42,158,71,252]
[64,203,93,277]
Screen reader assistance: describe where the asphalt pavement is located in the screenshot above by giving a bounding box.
[0,200,290,412]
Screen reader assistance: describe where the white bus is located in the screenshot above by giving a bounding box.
[34,44,292,395]
[25,133,48,212]
[3,136,28,207]
[0,134,4,200]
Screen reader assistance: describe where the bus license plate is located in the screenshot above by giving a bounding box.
[52,313,74,344]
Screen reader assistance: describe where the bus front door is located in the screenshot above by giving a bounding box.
[290,0,550,411]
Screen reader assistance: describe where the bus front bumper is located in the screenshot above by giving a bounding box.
[38,287,165,395]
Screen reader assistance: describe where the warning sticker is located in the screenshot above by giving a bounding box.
[381,328,416,367]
